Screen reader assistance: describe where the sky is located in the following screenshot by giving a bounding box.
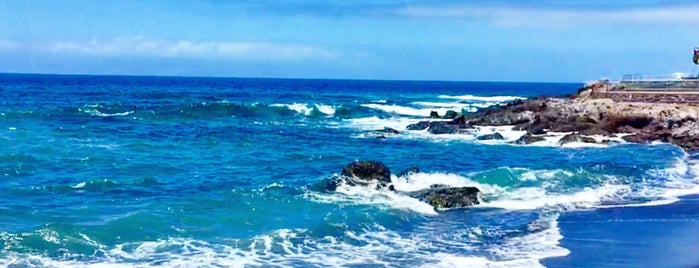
[0,0,698,82]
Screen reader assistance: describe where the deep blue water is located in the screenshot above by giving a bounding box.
[1,74,698,267]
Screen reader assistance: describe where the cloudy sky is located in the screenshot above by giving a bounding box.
[0,0,697,82]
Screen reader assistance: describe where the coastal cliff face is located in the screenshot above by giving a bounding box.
[410,84,699,150]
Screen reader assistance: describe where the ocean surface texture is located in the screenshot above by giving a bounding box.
[1,74,698,267]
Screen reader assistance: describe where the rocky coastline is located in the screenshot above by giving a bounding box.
[325,84,699,212]
[400,83,699,150]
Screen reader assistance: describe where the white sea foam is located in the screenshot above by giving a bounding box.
[0,220,566,268]
[486,214,569,267]
[80,107,134,117]
[271,103,336,116]
[393,172,502,195]
[360,103,476,117]
[641,156,699,205]
[308,169,634,214]
[344,116,627,149]
[306,181,439,215]
[482,183,631,211]
[345,116,425,131]
[71,182,87,189]
[399,168,631,211]
[438,94,524,102]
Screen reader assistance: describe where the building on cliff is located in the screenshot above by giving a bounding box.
[587,48,699,103]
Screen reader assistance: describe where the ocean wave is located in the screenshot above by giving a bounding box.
[483,214,569,267]
[305,182,439,215]
[344,116,426,131]
[360,103,476,117]
[36,178,120,193]
[411,101,482,112]
[79,107,134,117]
[393,170,629,211]
[641,156,699,204]
[344,118,629,149]
[438,94,524,102]
[270,103,337,117]
[0,219,567,268]
[310,162,699,213]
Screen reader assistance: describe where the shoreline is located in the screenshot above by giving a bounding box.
[397,83,699,151]
[541,194,699,267]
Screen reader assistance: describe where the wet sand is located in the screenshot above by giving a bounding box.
[542,195,699,267]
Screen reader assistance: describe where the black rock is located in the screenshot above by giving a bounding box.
[447,115,471,128]
[526,121,548,135]
[341,161,392,187]
[558,133,597,145]
[608,116,654,130]
[407,121,430,131]
[549,122,580,133]
[476,132,504,140]
[427,122,460,134]
[429,111,440,118]
[515,133,545,144]
[409,185,481,209]
[379,127,400,134]
[622,134,648,143]
[580,127,613,137]
[444,110,459,119]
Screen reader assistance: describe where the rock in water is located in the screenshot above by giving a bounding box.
[427,122,460,134]
[514,133,545,144]
[429,111,440,118]
[476,132,504,140]
[380,127,400,134]
[341,161,392,187]
[406,121,430,131]
[409,185,480,209]
[558,133,597,145]
[444,110,459,119]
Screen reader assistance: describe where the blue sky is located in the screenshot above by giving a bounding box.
[0,0,697,82]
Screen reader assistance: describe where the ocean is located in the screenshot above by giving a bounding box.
[1,73,698,267]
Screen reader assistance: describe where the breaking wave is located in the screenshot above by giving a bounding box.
[0,213,567,268]
[271,103,337,117]
[361,103,476,117]
[309,155,699,214]
[438,94,524,102]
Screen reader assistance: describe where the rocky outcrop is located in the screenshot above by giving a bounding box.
[325,161,481,210]
[341,161,392,187]
[406,121,430,131]
[515,133,546,144]
[558,133,597,145]
[406,120,469,134]
[367,127,401,139]
[476,133,504,140]
[409,185,480,209]
[444,110,459,119]
[400,83,699,150]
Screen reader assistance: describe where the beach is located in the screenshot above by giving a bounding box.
[543,194,699,267]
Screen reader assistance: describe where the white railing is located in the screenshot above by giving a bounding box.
[621,73,686,82]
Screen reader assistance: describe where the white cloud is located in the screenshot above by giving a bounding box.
[395,4,699,27]
[48,37,338,61]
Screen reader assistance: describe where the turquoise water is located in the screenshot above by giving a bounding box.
[1,74,698,267]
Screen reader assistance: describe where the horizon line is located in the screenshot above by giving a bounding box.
[0,71,585,85]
